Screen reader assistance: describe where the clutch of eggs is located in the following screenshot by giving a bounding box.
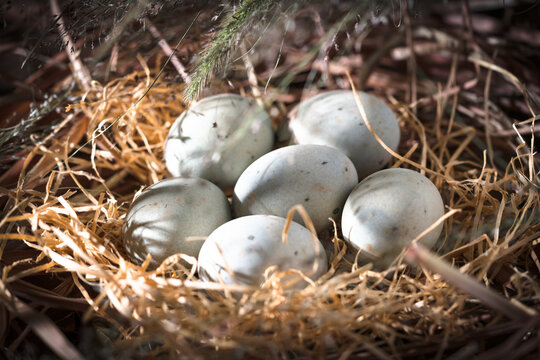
[122,91,446,281]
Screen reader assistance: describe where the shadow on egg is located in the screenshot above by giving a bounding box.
[122,217,181,267]
[122,178,231,269]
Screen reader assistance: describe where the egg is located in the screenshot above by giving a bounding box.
[122,177,231,268]
[233,144,358,233]
[289,90,400,179]
[197,215,328,288]
[164,94,274,191]
[341,168,445,268]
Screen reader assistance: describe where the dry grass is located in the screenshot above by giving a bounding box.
[1,4,540,359]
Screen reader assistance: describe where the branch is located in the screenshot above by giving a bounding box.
[50,0,92,91]
[144,17,191,84]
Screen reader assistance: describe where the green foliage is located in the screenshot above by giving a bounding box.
[184,0,299,101]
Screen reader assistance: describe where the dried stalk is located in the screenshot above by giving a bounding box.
[50,0,91,91]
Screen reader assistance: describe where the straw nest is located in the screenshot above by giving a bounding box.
[1,2,540,359]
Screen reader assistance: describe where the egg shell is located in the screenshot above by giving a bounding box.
[290,90,400,179]
[164,94,274,191]
[233,144,358,233]
[122,177,231,268]
[197,215,328,288]
[341,168,444,268]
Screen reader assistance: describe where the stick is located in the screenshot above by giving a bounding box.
[404,243,537,322]
[240,42,262,101]
[144,17,192,84]
[50,0,91,91]
[403,0,417,114]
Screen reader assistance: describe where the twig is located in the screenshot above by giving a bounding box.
[461,0,482,62]
[144,17,191,84]
[264,18,290,93]
[277,6,360,92]
[103,42,119,83]
[50,0,92,91]
[483,55,495,169]
[403,0,417,114]
[1,292,85,360]
[90,0,149,67]
[240,42,262,100]
[358,32,404,89]
[507,114,540,138]
[404,243,537,322]
[60,11,200,168]
[110,43,119,73]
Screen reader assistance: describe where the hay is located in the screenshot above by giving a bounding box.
[1,2,540,359]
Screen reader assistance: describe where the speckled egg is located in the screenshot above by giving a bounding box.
[233,144,358,233]
[198,215,328,288]
[122,177,231,268]
[164,94,274,191]
[341,168,445,268]
[289,90,400,179]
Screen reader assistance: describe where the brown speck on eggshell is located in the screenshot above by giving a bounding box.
[233,144,358,233]
[164,94,274,191]
[289,90,400,179]
[198,215,327,289]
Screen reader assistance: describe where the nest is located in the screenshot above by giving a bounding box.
[1,1,539,359]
